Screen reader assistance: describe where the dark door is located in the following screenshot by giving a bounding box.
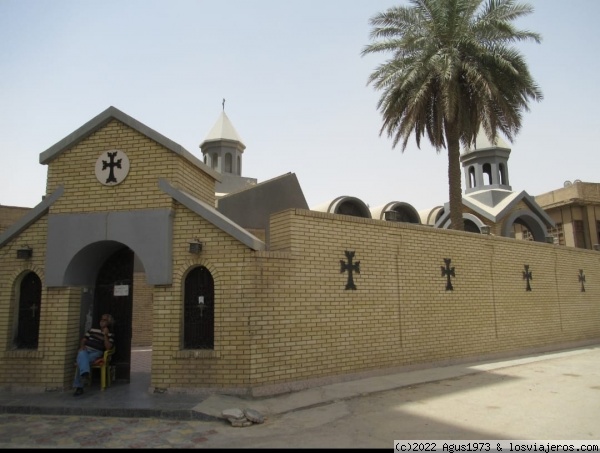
[94,247,134,382]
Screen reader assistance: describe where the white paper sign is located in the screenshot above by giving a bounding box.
[114,285,129,296]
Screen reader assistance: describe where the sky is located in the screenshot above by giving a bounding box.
[1,0,599,213]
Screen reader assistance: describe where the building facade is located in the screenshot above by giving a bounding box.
[0,107,598,396]
[535,181,600,250]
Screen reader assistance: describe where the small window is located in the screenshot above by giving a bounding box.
[548,223,564,246]
[224,153,233,173]
[14,272,42,349]
[483,163,492,185]
[499,163,508,185]
[468,166,476,188]
[184,266,214,349]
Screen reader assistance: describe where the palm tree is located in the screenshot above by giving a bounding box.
[362,0,542,231]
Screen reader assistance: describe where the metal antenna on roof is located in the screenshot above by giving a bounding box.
[222,98,225,111]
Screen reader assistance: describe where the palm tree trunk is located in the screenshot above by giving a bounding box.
[444,121,465,231]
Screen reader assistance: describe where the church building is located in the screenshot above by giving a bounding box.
[1,106,598,397]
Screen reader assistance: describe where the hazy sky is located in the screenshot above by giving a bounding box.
[1,0,599,212]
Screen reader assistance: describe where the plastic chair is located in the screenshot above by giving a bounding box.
[91,347,116,391]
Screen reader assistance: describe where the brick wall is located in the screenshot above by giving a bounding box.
[1,117,598,395]
[0,206,31,235]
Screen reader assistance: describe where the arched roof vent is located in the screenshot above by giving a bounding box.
[312,196,372,219]
[418,206,444,226]
[371,202,421,224]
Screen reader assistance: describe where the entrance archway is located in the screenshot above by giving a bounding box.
[94,246,134,382]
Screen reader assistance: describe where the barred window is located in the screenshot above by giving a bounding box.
[183,266,214,349]
[547,223,564,246]
[14,271,42,349]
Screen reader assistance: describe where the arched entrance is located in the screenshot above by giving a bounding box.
[93,246,134,382]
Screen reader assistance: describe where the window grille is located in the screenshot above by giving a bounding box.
[184,266,214,349]
[15,272,42,349]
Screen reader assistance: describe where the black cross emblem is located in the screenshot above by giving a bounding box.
[523,265,533,291]
[340,250,360,290]
[102,151,122,184]
[441,258,455,291]
[579,269,586,292]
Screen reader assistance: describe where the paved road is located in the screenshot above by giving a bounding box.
[1,346,599,448]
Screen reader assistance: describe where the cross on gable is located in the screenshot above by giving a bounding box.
[441,258,455,291]
[579,269,586,292]
[95,150,130,186]
[340,250,360,290]
[102,151,122,184]
[523,265,533,291]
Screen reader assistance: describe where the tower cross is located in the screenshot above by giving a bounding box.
[340,250,360,290]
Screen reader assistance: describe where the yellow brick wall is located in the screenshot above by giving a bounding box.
[45,119,213,214]
[149,202,257,390]
[239,209,600,393]
[132,271,153,347]
[1,117,599,395]
[0,206,31,234]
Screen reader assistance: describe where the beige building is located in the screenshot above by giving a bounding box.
[0,107,598,397]
[535,181,600,250]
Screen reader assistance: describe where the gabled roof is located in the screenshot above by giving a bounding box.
[158,178,265,251]
[0,186,64,247]
[464,190,554,225]
[200,111,245,149]
[39,106,221,182]
[435,190,555,227]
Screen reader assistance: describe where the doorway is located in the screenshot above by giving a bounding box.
[93,246,134,382]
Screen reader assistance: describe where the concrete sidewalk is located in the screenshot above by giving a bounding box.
[193,343,600,418]
[1,343,598,422]
[1,344,599,448]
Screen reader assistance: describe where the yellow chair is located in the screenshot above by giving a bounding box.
[90,347,116,391]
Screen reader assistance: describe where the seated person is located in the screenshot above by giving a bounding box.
[73,313,115,396]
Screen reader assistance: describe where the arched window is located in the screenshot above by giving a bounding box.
[211,153,219,170]
[468,166,476,188]
[483,163,492,185]
[14,271,42,349]
[237,156,241,176]
[183,266,214,349]
[499,163,507,185]
[224,153,233,173]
